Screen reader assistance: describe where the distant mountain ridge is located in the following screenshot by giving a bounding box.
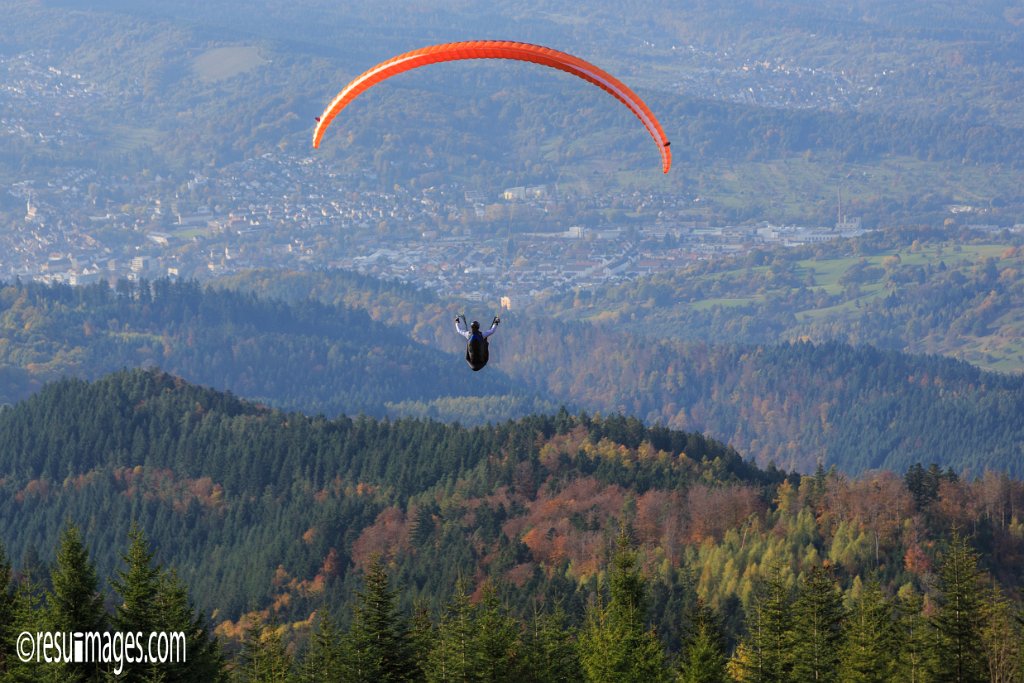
[219,268,1024,476]
[0,278,552,418]
[4,274,1023,475]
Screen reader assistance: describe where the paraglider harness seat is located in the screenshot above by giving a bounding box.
[463,315,498,372]
[466,331,489,371]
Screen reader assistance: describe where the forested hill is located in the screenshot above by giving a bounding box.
[0,278,551,419]
[0,368,767,623]
[222,269,1024,476]
[4,275,1024,475]
[2,368,1023,679]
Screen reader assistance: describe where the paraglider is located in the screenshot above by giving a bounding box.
[455,314,500,371]
[313,40,671,173]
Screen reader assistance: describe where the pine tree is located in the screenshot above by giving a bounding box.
[111,525,162,681]
[893,587,935,683]
[113,526,160,631]
[48,525,106,633]
[0,543,14,674]
[790,563,844,682]
[521,608,582,683]
[407,603,434,682]
[346,557,415,682]
[297,609,343,683]
[733,564,793,683]
[473,583,524,682]
[3,574,50,683]
[930,530,986,683]
[155,570,227,682]
[5,540,47,683]
[47,524,107,682]
[577,531,669,683]
[236,616,293,683]
[837,579,894,683]
[677,600,727,683]
[425,578,477,682]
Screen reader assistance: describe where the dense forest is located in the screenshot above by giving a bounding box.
[1,369,1023,680]
[5,275,1024,475]
[220,267,1024,475]
[0,277,551,418]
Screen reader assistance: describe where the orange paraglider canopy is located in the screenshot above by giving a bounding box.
[313,40,671,174]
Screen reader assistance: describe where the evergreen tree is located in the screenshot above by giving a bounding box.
[577,531,669,682]
[0,544,14,674]
[930,530,986,683]
[790,563,844,682]
[521,608,582,683]
[472,583,524,681]
[407,603,434,682]
[298,609,343,683]
[893,587,935,683]
[3,574,49,683]
[425,578,477,682]
[733,564,793,683]
[345,557,415,682]
[677,600,727,683]
[47,524,107,682]
[837,579,894,683]
[156,570,227,682]
[111,525,162,681]
[236,616,293,683]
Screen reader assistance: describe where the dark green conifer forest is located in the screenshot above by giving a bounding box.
[0,370,1022,680]
[4,276,1024,476]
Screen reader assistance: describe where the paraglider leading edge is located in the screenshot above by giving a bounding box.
[312,40,671,174]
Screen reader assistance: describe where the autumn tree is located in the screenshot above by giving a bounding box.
[981,584,1022,683]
